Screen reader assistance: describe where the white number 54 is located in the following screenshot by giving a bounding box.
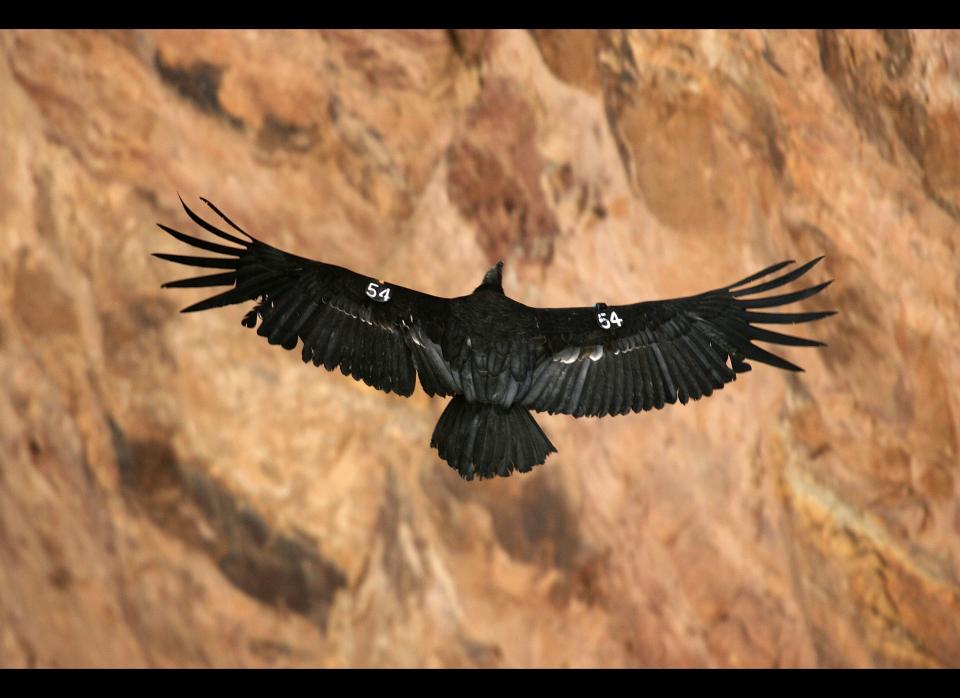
[366,281,392,303]
[596,310,623,329]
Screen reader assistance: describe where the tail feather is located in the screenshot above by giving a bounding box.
[431,397,556,480]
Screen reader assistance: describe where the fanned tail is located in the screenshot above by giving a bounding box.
[430,397,556,480]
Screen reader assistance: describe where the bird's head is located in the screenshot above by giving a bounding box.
[476,260,504,293]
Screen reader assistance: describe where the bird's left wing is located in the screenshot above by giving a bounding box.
[522,258,835,417]
[154,197,451,397]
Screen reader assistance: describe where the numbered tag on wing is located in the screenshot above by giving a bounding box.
[594,302,623,330]
[365,280,392,303]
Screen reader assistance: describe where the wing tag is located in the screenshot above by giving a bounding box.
[366,280,392,303]
[594,302,623,330]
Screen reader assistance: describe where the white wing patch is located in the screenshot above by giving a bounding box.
[555,345,604,364]
[558,346,580,364]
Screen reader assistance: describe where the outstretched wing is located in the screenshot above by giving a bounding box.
[154,196,451,397]
[522,258,835,416]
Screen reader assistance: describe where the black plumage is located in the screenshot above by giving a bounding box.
[155,197,836,480]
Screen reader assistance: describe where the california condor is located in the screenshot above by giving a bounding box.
[155,197,834,480]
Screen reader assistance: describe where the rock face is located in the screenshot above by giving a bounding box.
[1,29,958,667]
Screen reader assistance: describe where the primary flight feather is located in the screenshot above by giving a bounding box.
[155,197,835,480]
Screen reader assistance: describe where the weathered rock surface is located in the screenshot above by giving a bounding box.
[1,29,958,667]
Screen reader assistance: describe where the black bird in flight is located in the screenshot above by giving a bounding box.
[155,197,834,480]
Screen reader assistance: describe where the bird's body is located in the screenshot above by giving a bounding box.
[155,197,835,480]
[427,288,542,405]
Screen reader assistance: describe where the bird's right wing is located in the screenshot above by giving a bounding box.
[522,258,835,417]
[154,197,453,398]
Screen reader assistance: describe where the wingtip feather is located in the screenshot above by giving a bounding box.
[727,259,796,290]
[175,195,251,247]
[198,196,254,240]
